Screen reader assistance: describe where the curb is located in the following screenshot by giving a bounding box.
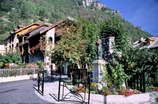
[0,74,37,83]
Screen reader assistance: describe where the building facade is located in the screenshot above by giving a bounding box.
[5,18,74,75]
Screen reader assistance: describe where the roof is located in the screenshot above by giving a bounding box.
[4,17,74,44]
[15,23,48,36]
[133,37,158,49]
[26,25,48,39]
[148,37,158,48]
[40,17,74,34]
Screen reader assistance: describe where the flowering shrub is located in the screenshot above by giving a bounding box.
[75,86,87,93]
[119,90,135,96]
[133,89,141,94]
[102,89,112,96]
[154,87,158,91]
[90,82,100,94]
[91,82,97,88]
[149,86,158,91]
[119,89,141,96]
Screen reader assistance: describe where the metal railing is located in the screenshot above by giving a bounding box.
[37,70,46,96]
[0,68,40,77]
[127,70,158,92]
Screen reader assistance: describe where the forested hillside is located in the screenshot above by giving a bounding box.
[0,0,150,42]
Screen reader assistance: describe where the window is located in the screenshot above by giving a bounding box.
[48,37,53,44]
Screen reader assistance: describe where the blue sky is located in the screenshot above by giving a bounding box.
[100,0,158,35]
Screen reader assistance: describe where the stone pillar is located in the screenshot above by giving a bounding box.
[109,36,115,54]
[63,62,68,75]
[92,59,106,82]
[98,39,102,60]
[44,56,51,76]
[44,28,55,76]
[93,39,107,82]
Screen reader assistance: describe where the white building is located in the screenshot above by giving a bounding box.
[0,45,6,55]
[82,0,94,7]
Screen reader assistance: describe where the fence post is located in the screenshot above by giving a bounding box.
[42,71,44,95]
[140,74,142,91]
[133,75,136,89]
[143,72,146,92]
[58,67,61,101]
[88,72,91,104]
[136,73,139,90]
[38,73,40,91]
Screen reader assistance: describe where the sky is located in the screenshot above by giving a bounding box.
[100,0,158,35]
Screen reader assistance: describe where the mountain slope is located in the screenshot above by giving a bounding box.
[0,0,150,42]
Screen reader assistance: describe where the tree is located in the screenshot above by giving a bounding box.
[100,15,130,52]
[77,18,98,67]
[51,18,98,69]
[100,15,130,87]
[52,24,86,65]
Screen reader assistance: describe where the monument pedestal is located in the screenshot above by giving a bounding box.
[92,59,107,82]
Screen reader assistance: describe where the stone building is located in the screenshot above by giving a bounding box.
[5,18,74,75]
[5,32,19,54]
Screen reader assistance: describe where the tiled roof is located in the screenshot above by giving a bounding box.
[134,37,158,49]
[15,23,48,36]
[40,18,74,34]
[148,37,158,48]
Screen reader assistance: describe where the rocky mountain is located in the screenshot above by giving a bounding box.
[0,0,151,42]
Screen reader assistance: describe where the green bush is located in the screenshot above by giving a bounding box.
[35,61,44,69]
[0,62,4,68]
[0,53,22,64]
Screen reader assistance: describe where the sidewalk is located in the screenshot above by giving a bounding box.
[33,78,158,104]
[0,74,37,83]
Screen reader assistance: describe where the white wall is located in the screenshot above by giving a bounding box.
[44,28,55,75]
[0,45,6,55]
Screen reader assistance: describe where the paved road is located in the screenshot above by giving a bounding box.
[0,80,50,104]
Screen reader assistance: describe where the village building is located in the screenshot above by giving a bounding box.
[82,0,94,7]
[0,44,6,55]
[133,37,158,49]
[92,1,106,9]
[82,0,106,9]
[5,32,19,54]
[5,18,74,75]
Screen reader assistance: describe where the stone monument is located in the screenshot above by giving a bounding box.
[93,39,107,82]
